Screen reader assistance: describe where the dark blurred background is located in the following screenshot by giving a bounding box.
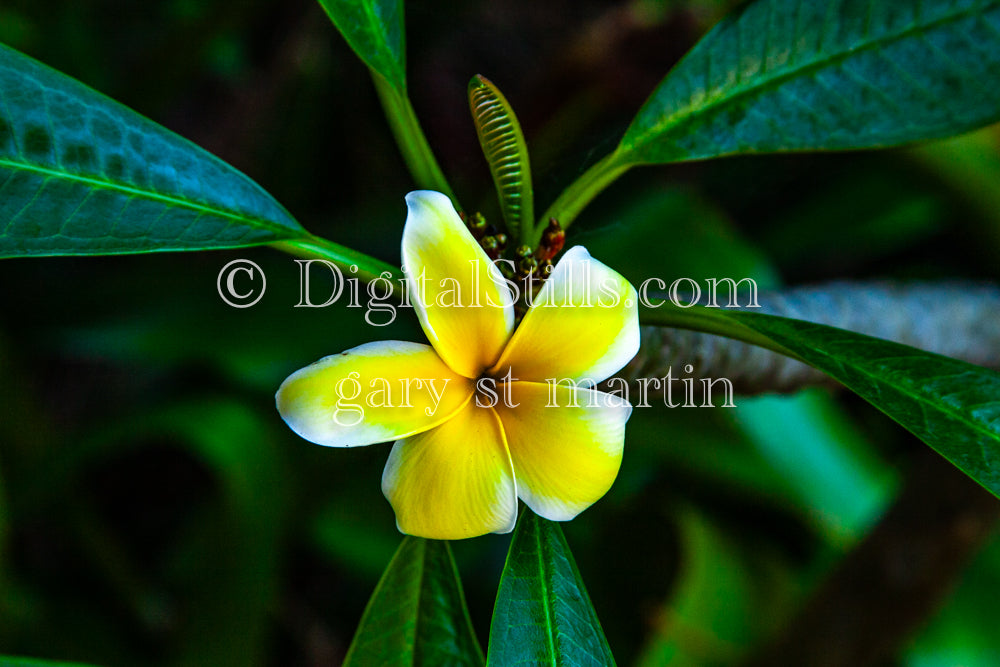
[2,0,1000,665]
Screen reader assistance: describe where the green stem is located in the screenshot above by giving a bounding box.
[271,234,404,300]
[372,73,457,203]
[535,150,632,245]
[639,301,799,360]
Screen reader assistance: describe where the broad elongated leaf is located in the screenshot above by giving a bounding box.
[645,305,1000,499]
[343,537,484,667]
[0,43,305,257]
[726,312,1000,495]
[487,511,615,667]
[619,0,1000,164]
[317,0,406,90]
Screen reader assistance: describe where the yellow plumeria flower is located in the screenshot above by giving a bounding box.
[276,190,640,539]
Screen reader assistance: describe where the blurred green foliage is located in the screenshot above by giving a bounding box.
[1,0,999,665]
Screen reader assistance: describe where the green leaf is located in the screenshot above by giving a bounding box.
[343,537,484,667]
[727,312,1000,496]
[643,305,1000,500]
[908,127,1000,260]
[0,43,305,257]
[543,0,1000,229]
[620,0,1000,164]
[635,509,795,667]
[904,537,1000,666]
[487,511,616,667]
[317,0,405,91]
[71,399,290,667]
[735,391,896,544]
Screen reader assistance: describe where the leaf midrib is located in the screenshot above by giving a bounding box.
[536,521,559,667]
[360,0,404,87]
[0,156,298,237]
[626,0,999,156]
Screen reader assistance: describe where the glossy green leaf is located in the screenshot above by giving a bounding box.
[727,312,1000,497]
[0,43,305,257]
[487,511,615,667]
[343,537,484,667]
[317,0,405,91]
[547,0,1000,229]
[620,0,1000,164]
[644,305,1000,499]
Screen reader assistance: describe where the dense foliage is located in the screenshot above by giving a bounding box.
[1,0,999,665]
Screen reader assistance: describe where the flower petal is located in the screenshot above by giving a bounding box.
[381,403,517,539]
[276,340,473,448]
[490,245,640,385]
[402,190,515,378]
[494,380,630,521]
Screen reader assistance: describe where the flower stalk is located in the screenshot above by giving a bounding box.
[372,73,457,203]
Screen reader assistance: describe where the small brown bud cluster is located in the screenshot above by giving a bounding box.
[535,218,565,261]
[460,211,508,260]
[462,213,565,321]
[509,245,554,321]
[462,211,487,238]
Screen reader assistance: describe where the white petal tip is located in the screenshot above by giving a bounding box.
[405,190,453,211]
